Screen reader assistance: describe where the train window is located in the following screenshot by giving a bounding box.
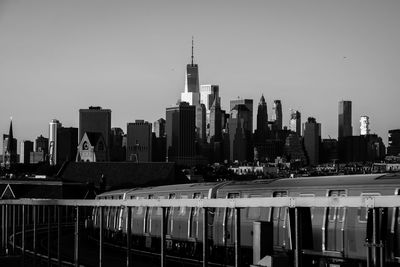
[144,194,154,233]
[328,192,338,222]
[358,193,381,223]
[156,196,166,215]
[136,197,144,215]
[227,193,240,218]
[180,195,188,215]
[337,192,347,223]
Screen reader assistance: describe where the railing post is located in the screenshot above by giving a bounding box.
[74,206,79,267]
[161,207,166,267]
[99,206,103,267]
[22,205,25,263]
[48,205,51,267]
[33,205,37,266]
[126,206,132,267]
[234,208,241,267]
[1,204,4,253]
[5,204,8,255]
[12,205,15,254]
[57,206,61,267]
[202,207,208,267]
[294,208,302,267]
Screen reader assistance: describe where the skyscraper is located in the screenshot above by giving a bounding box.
[272,100,283,130]
[388,129,400,156]
[303,117,321,166]
[255,95,269,142]
[166,102,196,165]
[230,99,253,133]
[180,39,205,141]
[127,120,152,162]
[181,38,200,105]
[209,99,222,143]
[79,106,111,159]
[338,100,352,139]
[153,118,166,138]
[229,104,252,162]
[289,110,301,136]
[20,140,33,164]
[49,119,61,165]
[360,115,370,136]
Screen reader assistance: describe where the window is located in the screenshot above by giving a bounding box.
[358,193,380,223]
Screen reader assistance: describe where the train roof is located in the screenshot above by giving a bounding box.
[218,174,400,191]
[126,182,222,195]
[96,188,136,198]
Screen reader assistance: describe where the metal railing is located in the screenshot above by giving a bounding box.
[0,195,399,267]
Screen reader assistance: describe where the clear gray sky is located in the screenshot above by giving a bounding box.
[1,0,400,149]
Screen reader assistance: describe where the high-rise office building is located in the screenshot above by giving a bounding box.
[388,129,400,156]
[289,110,301,136]
[303,117,321,166]
[180,39,206,142]
[126,120,152,162]
[166,102,196,165]
[57,127,78,163]
[20,140,33,164]
[338,100,352,139]
[272,100,283,130]
[49,119,62,165]
[230,99,253,133]
[229,104,252,162]
[110,127,125,161]
[181,38,200,105]
[79,106,111,159]
[35,135,49,154]
[255,95,269,142]
[209,99,222,143]
[360,116,370,136]
[153,118,166,138]
[200,85,220,111]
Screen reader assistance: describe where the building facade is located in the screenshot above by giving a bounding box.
[338,100,352,139]
[20,140,34,164]
[126,120,152,162]
[360,116,370,136]
[49,119,62,165]
[289,110,301,136]
[166,102,196,165]
[79,106,111,160]
[388,129,400,156]
[303,117,321,166]
[272,100,283,130]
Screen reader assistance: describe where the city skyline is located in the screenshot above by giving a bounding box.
[1,1,400,148]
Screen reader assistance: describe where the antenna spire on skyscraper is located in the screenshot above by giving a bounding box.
[191,36,194,66]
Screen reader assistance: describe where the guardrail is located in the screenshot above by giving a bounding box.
[1,196,399,267]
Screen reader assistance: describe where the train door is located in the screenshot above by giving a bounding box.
[271,191,289,249]
[189,193,201,240]
[392,189,400,260]
[223,192,240,246]
[144,194,154,234]
[324,190,346,253]
[166,193,176,237]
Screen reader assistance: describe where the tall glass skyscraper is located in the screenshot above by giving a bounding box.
[338,100,352,139]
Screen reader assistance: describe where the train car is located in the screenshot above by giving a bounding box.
[121,182,227,255]
[91,173,400,266]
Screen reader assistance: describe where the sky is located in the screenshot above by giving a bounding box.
[1,0,400,150]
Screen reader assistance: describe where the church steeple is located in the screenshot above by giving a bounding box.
[6,117,14,153]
